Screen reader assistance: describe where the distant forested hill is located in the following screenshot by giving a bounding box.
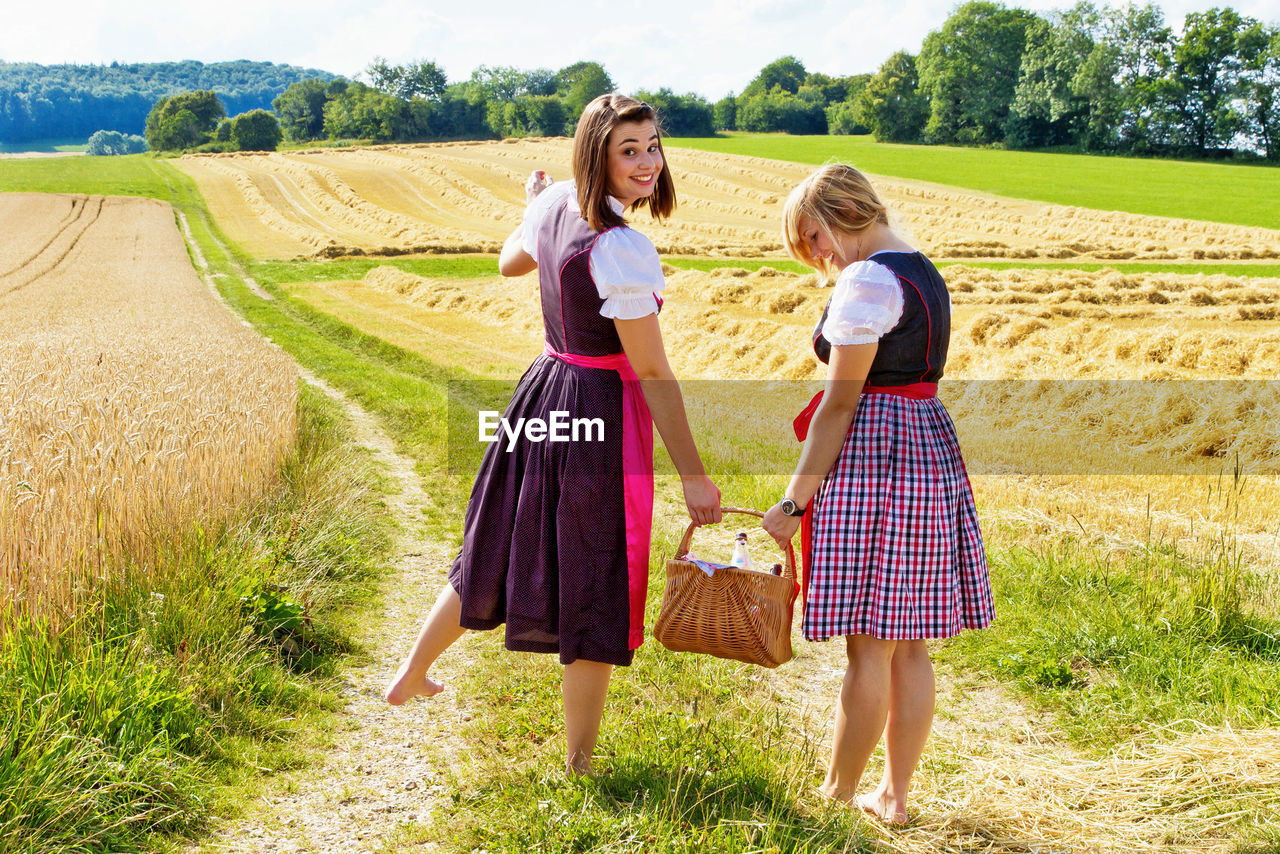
[0,60,338,144]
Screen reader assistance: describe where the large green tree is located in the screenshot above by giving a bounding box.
[144,90,224,150]
[322,81,411,141]
[855,51,929,142]
[230,109,282,151]
[273,78,332,141]
[367,57,447,101]
[1007,3,1112,148]
[737,89,826,134]
[917,1,1042,143]
[743,56,807,96]
[1237,24,1280,159]
[1106,2,1173,149]
[556,61,614,117]
[1163,7,1256,154]
[634,88,714,136]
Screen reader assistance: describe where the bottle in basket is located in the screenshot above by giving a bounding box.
[730,532,752,572]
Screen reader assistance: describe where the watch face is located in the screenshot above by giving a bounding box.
[782,499,800,516]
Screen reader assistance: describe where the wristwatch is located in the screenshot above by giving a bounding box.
[779,498,806,517]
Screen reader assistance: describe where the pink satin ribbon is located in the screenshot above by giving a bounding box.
[543,342,654,650]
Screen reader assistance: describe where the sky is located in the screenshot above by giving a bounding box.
[4,0,1279,99]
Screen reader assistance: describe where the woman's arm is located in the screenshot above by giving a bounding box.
[499,224,536,277]
[762,341,878,545]
[498,170,552,278]
[614,313,721,525]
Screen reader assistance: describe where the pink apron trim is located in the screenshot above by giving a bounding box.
[543,342,653,649]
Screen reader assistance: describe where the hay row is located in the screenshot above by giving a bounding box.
[887,724,1280,853]
[181,139,1280,262]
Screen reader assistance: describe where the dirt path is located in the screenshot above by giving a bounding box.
[181,213,474,853]
[190,370,469,853]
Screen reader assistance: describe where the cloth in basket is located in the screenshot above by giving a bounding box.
[653,508,798,668]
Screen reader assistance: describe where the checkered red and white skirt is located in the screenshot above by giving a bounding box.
[804,394,994,641]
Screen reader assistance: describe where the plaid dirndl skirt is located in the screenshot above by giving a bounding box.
[804,394,994,641]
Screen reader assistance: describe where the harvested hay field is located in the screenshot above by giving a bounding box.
[178,139,1280,263]
[296,260,1280,568]
[0,193,298,623]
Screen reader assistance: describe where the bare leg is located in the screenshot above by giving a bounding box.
[562,659,613,775]
[859,639,934,825]
[819,635,896,803]
[384,583,467,705]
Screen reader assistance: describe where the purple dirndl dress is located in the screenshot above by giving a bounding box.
[802,251,994,641]
[447,187,660,667]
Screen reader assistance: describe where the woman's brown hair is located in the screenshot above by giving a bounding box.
[572,93,676,232]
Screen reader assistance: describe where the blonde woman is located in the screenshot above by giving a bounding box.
[762,164,993,823]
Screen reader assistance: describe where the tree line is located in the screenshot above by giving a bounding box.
[823,1,1280,159]
[261,1,1277,161]
[268,60,716,144]
[0,60,334,144]
[12,1,1279,161]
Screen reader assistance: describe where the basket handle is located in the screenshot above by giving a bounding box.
[675,506,797,583]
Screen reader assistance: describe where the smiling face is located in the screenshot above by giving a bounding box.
[605,119,663,208]
[797,214,858,269]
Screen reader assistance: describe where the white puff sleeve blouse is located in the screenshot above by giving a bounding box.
[589,229,664,319]
[519,180,664,320]
[820,259,904,346]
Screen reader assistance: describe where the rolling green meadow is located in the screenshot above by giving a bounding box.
[2,138,1280,853]
[674,134,1280,229]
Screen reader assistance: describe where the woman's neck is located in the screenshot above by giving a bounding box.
[852,223,912,261]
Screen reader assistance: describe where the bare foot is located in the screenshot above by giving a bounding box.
[856,791,910,826]
[384,668,443,705]
[816,783,857,805]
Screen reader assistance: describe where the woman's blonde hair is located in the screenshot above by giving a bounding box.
[782,163,889,281]
[572,93,676,232]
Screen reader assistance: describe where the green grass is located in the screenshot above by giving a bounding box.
[250,254,498,284]
[429,620,870,854]
[667,256,1280,278]
[670,135,1280,230]
[0,138,87,154]
[0,383,394,854]
[0,153,173,198]
[937,530,1280,748]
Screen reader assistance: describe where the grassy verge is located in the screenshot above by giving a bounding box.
[0,383,393,854]
[0,156,395,853]
[670,135,1280,229]
[249,255,499,284]
[938,528,1280,749]
[0,153,172,197]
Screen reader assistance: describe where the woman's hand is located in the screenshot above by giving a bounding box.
[525,170,551,204]
[681,475,722,526]
[762,502,801,549]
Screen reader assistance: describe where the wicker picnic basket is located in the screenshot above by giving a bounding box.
[653,508,798,668]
